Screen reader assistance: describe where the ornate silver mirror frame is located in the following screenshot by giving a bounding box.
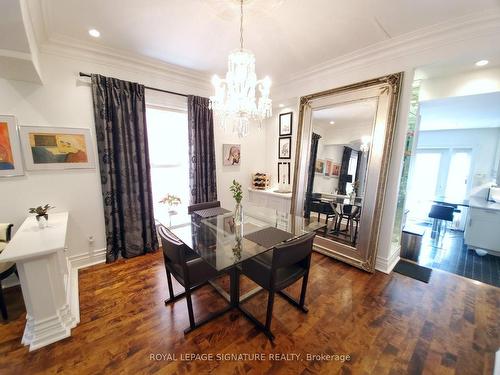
[291,73,403,272]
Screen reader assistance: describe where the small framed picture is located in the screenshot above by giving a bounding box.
[0,115,24,177]
[278,137,291,159]
[325,159,332,177]
[278,162,290,184]
[19,126,95,171]
[332,162,341,177]
[315,159,325,174]
[223,144,241,166]
[279,112,293,136]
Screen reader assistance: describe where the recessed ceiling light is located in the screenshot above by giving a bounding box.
[88,29,101,38]
[278,104,285,108]
[475,60,489,67]
[330,121,335,124]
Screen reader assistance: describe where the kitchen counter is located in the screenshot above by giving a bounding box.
[468,197,500,212]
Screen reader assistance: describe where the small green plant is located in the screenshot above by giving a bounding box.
[159,194,182,207]
[28,204,54,216]
[352,180,360,194]
[230,180,243,204]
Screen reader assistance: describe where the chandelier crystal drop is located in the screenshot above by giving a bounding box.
[210,0,272,138]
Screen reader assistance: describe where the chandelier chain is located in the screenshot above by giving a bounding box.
[240,0,244,50]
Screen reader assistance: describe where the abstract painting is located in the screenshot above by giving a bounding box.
[20,126,95,170]
[0,115,23,177]
[223,144,241,166]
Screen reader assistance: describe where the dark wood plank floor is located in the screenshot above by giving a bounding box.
[412,224,500,288]
[0,251,498,375]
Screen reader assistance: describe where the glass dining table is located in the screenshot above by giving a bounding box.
[156,203,326,334]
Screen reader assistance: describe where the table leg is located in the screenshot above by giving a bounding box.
[230,267,240,307]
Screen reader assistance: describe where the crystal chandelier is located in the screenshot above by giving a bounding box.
[210,0,272,138]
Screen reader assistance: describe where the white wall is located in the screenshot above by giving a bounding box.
[419,66,500,101]
[0,50,267,263]
[215,125,267,208]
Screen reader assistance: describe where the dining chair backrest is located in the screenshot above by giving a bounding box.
[428,204,454,222]
[158,225,185,266]
[188,201,221,214]
[272,231,316,270]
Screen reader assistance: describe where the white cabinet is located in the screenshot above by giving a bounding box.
[247,188,291,213]
[465,206,500,252]
[0,212,79,351]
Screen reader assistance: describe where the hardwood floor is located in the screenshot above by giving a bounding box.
[0,250,498,375]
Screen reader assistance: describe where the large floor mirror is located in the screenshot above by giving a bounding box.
[292,74,403,272]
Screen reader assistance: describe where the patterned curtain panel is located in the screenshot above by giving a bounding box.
[91,74,158,263]
[187,95,218,204]
[304,133,322,218]
[338,146,353,195]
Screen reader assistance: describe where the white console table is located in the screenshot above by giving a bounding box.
[247,187,292,213]
[0,212,79,351]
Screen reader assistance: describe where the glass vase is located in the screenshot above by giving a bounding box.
[234,202,243,225]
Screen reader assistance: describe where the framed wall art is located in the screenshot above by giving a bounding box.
[19,126,95,170]
[0,115,24,177]
[223,144,241,166]
[279,112,293,136]
[278,136,291,159]
[278,162,290,184]
[315,159,325,174]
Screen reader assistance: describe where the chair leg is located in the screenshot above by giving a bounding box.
[0,281,7,321]
[166,271,174,300]
[265,291,275,333]
[299,272,309,308]
[185,289,196,329]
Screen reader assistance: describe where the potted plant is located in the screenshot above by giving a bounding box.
[230,179,243,224]
[28,204,55,229]
[159,194,182,215]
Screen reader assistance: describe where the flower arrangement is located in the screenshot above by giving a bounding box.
[28,204,55,218]
[229,180,243,204]
[159,194,182,207]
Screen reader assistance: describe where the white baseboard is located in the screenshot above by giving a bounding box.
[69,248,106,270]
[376,243,401,274]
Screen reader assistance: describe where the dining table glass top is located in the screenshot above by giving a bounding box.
[156,203,325,272]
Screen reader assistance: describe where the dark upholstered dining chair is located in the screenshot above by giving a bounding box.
[187,201,221,214]
[158,225,230,333]
[0,223,15,320]
[240,231,316,340]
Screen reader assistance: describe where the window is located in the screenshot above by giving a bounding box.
[146,106,190,217]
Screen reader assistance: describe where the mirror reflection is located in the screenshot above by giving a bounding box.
[304,99,377,248]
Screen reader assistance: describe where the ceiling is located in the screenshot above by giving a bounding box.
[419,91,500,131]
[313,99,377,126]
[37,0,500,83]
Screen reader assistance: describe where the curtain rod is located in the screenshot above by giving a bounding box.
[79,72,189,98]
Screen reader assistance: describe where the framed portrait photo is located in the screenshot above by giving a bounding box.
[279,112,293,136]
[19,126,95,170]
[223,144,241,166]
[0,115,24,177]
[278,136,291,159]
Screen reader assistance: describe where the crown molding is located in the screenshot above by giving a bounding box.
[39,33,212,93]
[274,9,500,97]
